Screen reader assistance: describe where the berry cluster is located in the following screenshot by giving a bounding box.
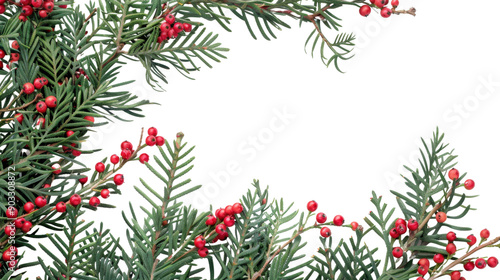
[359,0,399,18]
[17,0,60,21]
[0,40,23,70]
[196,202,244,257]
[157,13,193,43]
[306,200,359,238]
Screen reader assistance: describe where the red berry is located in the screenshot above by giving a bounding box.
[392,247,403,258]
[145,135,156,146]
[139,153,149,164]
[446,231,457,242]
[464,261,475,271]
[464,179,475,190]
[433,253,444,264]
[160,22,170,32]
[316,212,327,224]
[35,101,47,114]
[359,5,371,17]
[448,168,459,180]
[173,22,183,33]
[475,258,487,269]
[12,41,19,50]
[194,235,206,249]
[35,196,47,208]
[56,201,66,212]
[165,14,175,25]
[395,218,406,227]
[198,247,208,258]
[84,116,95,124]
[59,5,68,8]
[391,0,399,7]
[147,127,158,136]
[418,258,430,267]
[79,176,88,184]
[4,224,16,236]
[215,224,226,234]
[467,234,477,246]
[0,49,4,59]
[350,221,359,231]
[110,154,120,164]
[45,96,57,108]
[24,202,35,213]
[95,162,105,173]
[69,194,81,206]
[408,218,418,231]
[121,149,132,160]
[52,163,62,174]
[396,224,407,235]
[380,7,391,18]
[66,130,74,137]
[306,200,318,212]
[15,113,23,123]
[39,10,49,18]
[14,218,26,229]
[36,117,46,128]
[446,243,456,255]
[224,205,234,216]
[436,212,447,223]
[215,208,226,220]
[480,229,490,239]
[374,0,388,8]
[89,197,100,207]
[101,189,110,198]
[10,53,20,62]
[488,256,498,268]
[450,271,461,280]
[417,265,428,275]
[121,141,133,150]
[34,78,44,89]
[43,1,54,12]
[183,23,192,32]
[31,0,42,8]
[224,215,235,227]
[113,174,124,185]
[232,203,243,214]
[23,82,35,94]
[6,207,18,219]
[320,227,331,238]
[333,215,344,226]
[389,228,400,239]
[206,214,217,226]
[156,136,165,146]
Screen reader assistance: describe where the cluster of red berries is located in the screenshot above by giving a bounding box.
[359,0,399,18]
[15,0,64,21]
[196,202,244,257]
[0,40,23,70]
[2,245,18,269]
[157,13,192,43]
[305,200,358,238]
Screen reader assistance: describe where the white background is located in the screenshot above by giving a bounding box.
[22,0,500,278]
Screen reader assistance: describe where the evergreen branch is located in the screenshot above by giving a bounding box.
[0,92,41,113]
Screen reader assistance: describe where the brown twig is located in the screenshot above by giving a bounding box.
[0,93,42,113]
[392,7,417,16]
[85,8,98,23]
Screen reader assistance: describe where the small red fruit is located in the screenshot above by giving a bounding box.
[84,116,95,124]
[391,0,399,7]
[224,215,235,227]
[147,127,158,136]
[110,154,120,164]
[392,247,403,258]
[173,22,183,33]
[121,149,132,160]
[145,135,156,146]
[24,202,35,213]
[4,224,16,236]
[480,229,490,239]
[436,212,447,223]
[183,23,192,32]
[467,234,477,246]
[225,205,234,216]
[215,224,226,234]
[34,78,44,89]
[36,101,47,113]
[79,176,88,184]
[380,7,391,18]
[359,5,371,17]
[10,53,20,62]
[194,235,206,249]
[35,196,47,208]
[351,221,359,231]
[52,163,62,174]
[320,227,331,238]
[389,228,400,239]
[101,189,110,199]
[464,261,475,271]
[306,200,318,212]
[206,214,217,226]
[31,0,42,8]
[6,207,18,219]
[198,247,208,258]
[408,218,418,231]
[69,194,81,206]
[113,174,124,185]
[89,197,100,207]
[14,218,26,229]
[0,49,4,59]
[139,153,149,164]
[45,96,57,108]
[446,231,457,242]
[215,208,226,220]
[450,271,461,280]
[233,203,243,214]
[433,253,444,264]
[156,136,165,146]
[464,179,475,190]
[396,224,407,235]
[56,201,66,212]
[488,256,498,268]
[448,168,459,180]
[374,0,388,8]
[395,218,406,227]
[165,14,175,25]
[95,162,105,173]
[316,212,327,224]
[446,243,456,255]
[417,265,428,276]
[39,10,48,18]
[12,41,19,50]
[14,113,23,123]
[333,215,344,226]
[418,258,430,267]
[23,82,35,94]
[475,258,487,269]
